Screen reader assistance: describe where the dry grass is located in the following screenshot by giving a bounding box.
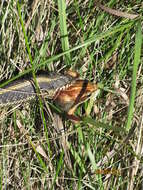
[0,0,143,189]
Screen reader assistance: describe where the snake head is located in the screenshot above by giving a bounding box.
[54,79,98,117]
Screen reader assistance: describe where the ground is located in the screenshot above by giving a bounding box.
[0,0,143,189]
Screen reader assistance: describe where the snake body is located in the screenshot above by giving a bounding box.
[0,73,75,107]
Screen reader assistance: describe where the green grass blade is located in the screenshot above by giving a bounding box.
[68,142,86,173]
[51,151,64,189]
[29,140,49,173]
[126,21,142,131]
[58,0,71,65]
[86,143,97,171]
[17,3,33,67]
[0,20,134,89]
[17,2,51,155]
[83,116,126,134]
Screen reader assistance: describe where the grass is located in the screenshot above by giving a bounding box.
[0,0,143,189]
[126,21,142,131]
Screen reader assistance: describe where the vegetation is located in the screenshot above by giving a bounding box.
[0,0,142,189]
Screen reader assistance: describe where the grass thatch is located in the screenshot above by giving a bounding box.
[0,0,143,189]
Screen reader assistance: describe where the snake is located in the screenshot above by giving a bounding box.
[0,71,98,120]
[0,72,77,108]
